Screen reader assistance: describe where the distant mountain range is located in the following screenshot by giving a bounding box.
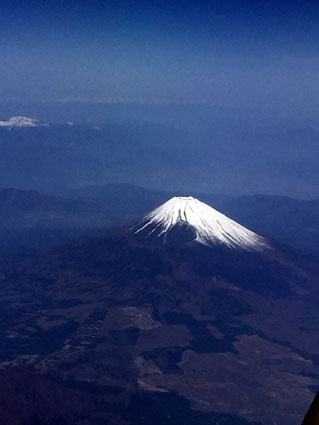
[0,116,48,128]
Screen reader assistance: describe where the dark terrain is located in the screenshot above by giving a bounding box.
[0,198,318,425]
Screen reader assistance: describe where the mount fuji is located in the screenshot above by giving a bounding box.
[133,196,268,251]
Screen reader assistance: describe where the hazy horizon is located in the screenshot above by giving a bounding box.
[1,0,319,199]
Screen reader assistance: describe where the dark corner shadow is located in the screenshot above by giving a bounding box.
[302,393,319,425]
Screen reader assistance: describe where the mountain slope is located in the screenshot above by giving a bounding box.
[0,197,318,425]
[133,196,267,250]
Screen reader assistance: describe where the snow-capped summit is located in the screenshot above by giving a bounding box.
[134,196,267,251]
[0,116,48,128]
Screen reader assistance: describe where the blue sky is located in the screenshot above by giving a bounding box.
[1,0,319,116]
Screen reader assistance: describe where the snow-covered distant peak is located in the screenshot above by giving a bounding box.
[134,196,267,251]
[0,116,48,128]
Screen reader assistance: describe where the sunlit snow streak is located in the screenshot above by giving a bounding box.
[134,196,267,251]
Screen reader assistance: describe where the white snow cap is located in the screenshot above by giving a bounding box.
[0,116,48,128]
[135,196,267,251]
